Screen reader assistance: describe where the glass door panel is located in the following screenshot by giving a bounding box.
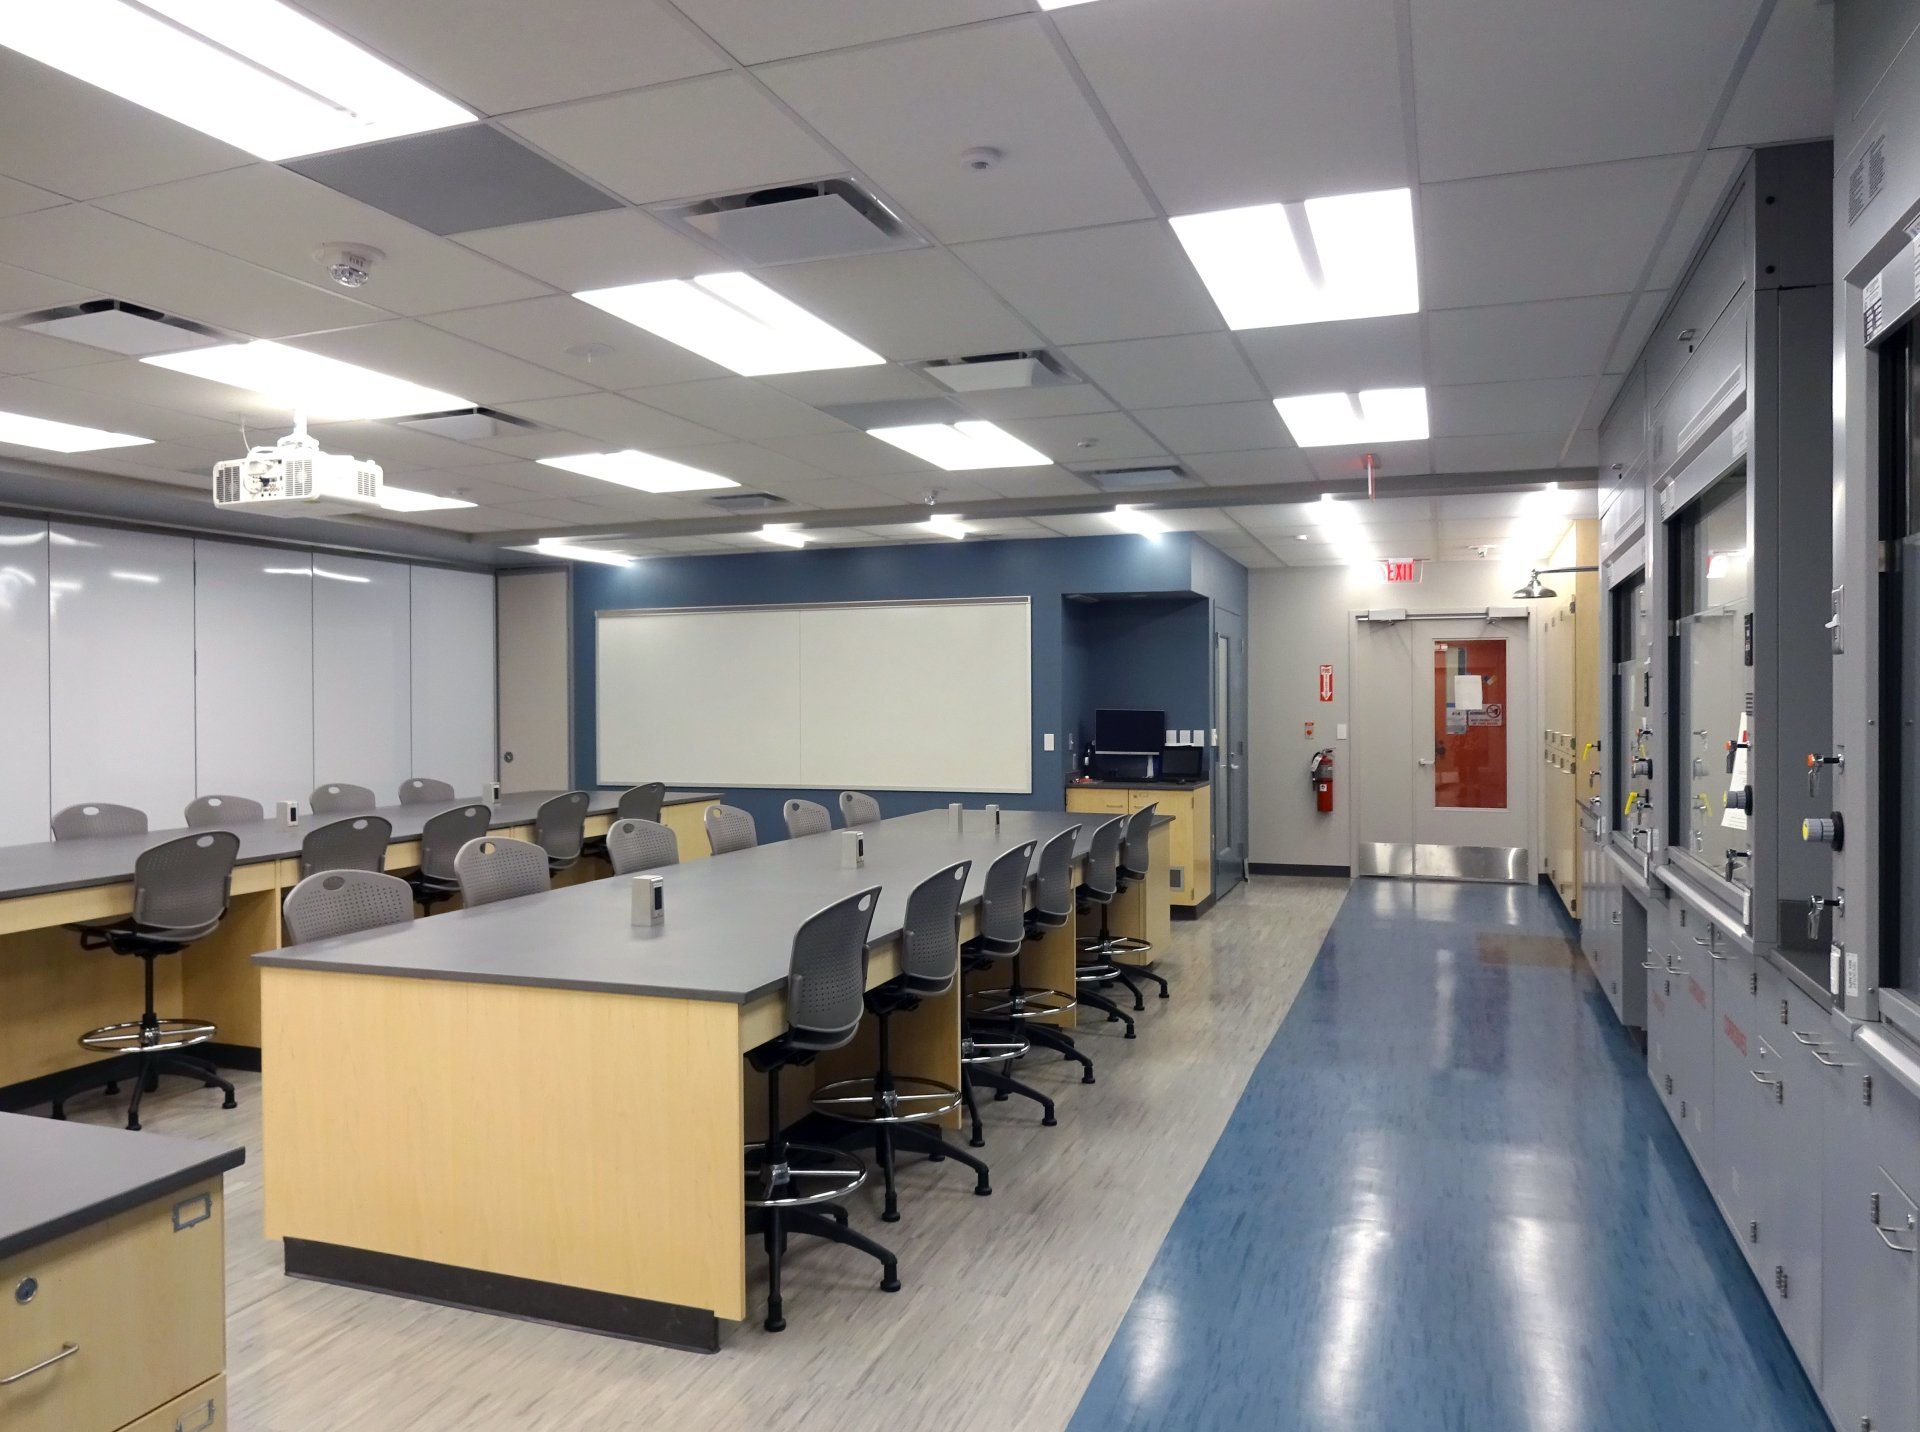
[1430,638,1509,810]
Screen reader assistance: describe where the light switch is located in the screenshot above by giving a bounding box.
[1337,723,1349,740]
[1165,728,1177,745]
[1043,732,1055,751]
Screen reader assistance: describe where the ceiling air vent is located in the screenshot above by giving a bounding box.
[1086,464,1189,492]
[918,350,1078,393]
[705,491,791,513]
[655,180,920,265]
[393,407,543,440]
[11,299,225,356]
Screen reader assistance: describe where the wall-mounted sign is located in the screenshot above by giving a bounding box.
[1318,663,1334,702]
[1379,558,1421,583]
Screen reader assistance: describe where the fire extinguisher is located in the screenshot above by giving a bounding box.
[1308,749,1335,813]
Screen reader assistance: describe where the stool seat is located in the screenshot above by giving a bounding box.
[813,1074,964,1125]
[745,1141,868,1208]
[79,1016,214,1055]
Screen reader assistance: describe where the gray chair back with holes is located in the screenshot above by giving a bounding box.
[310,783,376,814]
[1083,817,1124,903]
[185,795,262,829]
[783,798,831,839]
[616,782,667,822]
[399,778,455,806]
[974,842,1036,956]
[785,886,881,1052]
[705,803,757,856]
[454,836,551,907]
[285,870,413,944]
[1031,825,1081,926]
[300,815,393,879]
[131,831,238,940]
[418,804,491,886]
[608,818,678,875]
[838,791,881,827]
[52,803,148,840]
[534,791,590,866]
[1121,804,1156,880]
[900,860,971,996]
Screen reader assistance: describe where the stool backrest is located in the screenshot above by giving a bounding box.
[1083,817,1124,901]
[975,841,1036,955]
[1031,825,1081,927]
[454,836,551,907]
[52,803,147,840]
[786,886,880,1051]
[705,803,757,856]
[132,831,238,938]
[285,869,413,944]
[838,790,881,827]
[300,815,393,879]
[616,782,667,822]
[399,777,455,806]
[310,782,376,814]
[1121,803,1157,880]
[901,860,971,995]
[783,798,831,839]
[534,790,590,863]
[608,818,678,875]
[419,804,491,883]
[185,795,262,828]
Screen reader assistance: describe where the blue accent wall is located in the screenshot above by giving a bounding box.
[1063,597,1212,751]
[568,533,1243,837]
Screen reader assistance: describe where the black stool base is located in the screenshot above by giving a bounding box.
[49,1050,236,1132]
[755,1200,899,1332]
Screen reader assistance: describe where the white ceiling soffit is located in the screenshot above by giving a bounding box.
[0,0,1822,553]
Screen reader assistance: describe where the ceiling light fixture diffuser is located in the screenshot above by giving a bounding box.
[377,485,476,513]
[0,408,151,453]
[1171,187,1419,330]
[574,273,883,377]
[532,538,633,567]
[143,341,472,421]
[923,514,969,539]
[759,525,810,548]
[537,450,740,495]
[866,421,1049,472]
[1274,387,1429,448]
[1105,505,1166,539]
[0,0,475,160]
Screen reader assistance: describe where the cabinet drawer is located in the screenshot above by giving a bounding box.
[120,1374,226,1432]
[0,1181,224,1432]
[1066,791,1129,815]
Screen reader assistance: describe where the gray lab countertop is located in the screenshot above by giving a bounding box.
[0,789,721,903]
[0,1112,245,1261]
[256,808,1165,1006]
[1065,779,1209,791]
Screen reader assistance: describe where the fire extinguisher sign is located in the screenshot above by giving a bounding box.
[1318,663,1334,702]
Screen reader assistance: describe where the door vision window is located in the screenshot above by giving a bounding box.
[1611,572,1650,839]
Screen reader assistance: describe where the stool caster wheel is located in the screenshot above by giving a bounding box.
[1042,1113,1057,1127]
[765,1314,785,1333]
[969,1134,986,1148]
[50,1107,66,1122]
[221,1094,238,1109]
[126,1118,141,1132]
[1124,1029,1136,1040]
[103,1081,119,1095]
[1080,1070,1096,1085]
[882,1210,900,1224]
[974,1181,992,1197]
[880,1269,901,1293]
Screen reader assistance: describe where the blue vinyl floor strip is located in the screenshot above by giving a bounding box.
[1066,878,1829,1432]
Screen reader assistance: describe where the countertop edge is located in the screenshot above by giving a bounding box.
[0,1143,246,1262]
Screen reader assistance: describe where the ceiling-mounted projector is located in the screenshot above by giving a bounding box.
[212,413,382,518]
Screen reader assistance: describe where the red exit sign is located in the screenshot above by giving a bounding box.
[1379,558,1422,583]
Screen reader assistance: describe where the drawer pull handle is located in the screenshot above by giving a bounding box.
[172,1193,212,1231]
[176,1396,218,1432]
[1809,1048,1851,1068]
[1874,1223,1916,1253]
[0,1342,78,1385]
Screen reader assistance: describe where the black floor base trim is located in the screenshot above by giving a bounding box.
[1172,891,1217,921]
[1249,862,1352,879]
[199,1042,262,1072]
[283,1239,719,1352]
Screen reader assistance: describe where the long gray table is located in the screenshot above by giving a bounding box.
[0,789,721,902]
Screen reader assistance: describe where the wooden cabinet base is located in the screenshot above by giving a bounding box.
[119,1374,226,1432]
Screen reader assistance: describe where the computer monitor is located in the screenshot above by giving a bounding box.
[1094,708,1165,755]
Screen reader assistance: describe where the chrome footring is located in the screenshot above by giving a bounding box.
[960,1031,1031,1065]
[744,1142,868,1208]
[78,1018,215,1055]
[1105,935,1154,959]
[967,986,1077,1020]
[812,1074,964,1125]
[1076,962,1124,983]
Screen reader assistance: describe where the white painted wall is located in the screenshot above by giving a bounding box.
[496,568,571,792]
[1247,561,1543,870]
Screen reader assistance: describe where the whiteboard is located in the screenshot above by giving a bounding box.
[410,567,498,797]
[194,540,314,806]
[596,598,1030,793]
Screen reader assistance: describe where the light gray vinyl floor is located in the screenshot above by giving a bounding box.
[54,876,1346,1432]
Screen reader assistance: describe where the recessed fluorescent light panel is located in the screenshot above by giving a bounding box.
[0,408,150,453]
[1037,0,1101,8]
[867,421,1049,472]
[537,451,740,495]
[1171,187,1419,329]
[923,514,969,540]
[0,0,474,161]
[760,525,810,548]
[1105,506,1166,539]
[377,486,476,513]
[574,273,883,377]
[1274,388,1429,448]
[533,538,633,567]
[143,341,471,421]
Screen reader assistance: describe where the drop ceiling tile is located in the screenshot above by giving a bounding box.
[504,74,840,206]
[621,378,849,441]
[36,354,296,425]
[496,496,628,523]
[1134,402,1295,455]
[763,248,1036,362]
[1180,448,1316,487]
[295,0,728,114]
[497,391,730,449]
[425,295,727,389]
[1304,439,1433,484]
[0,324,127,378]
[432,505,572,532]
[1063,333,1263,409]
[999,411,1167,464]
[762,429,940,478]
[1410,0,1753,183]
[639,441,840,488]
[1058,0,1407,212]
[98,166,550,318]
[762,366,942,407]
[452,209,716,290]
[756,475,897,508]
[950,384,1116,422]
[0,53,247,201]
[288,321,588,405]
[1648,148,1750,291]
[1421,155,1692,309]
[854,471,1020,503]
[1429,377,1596,438]
[758,19,1154,243]
[974,467,1100,499]
[1606,289,1671,372]
[0,176,64,217]
[304,420,519,471]
[0,204,385,338]
[0,373,235,445]
[1717,0,1833,147]
[0,262,96,316]
[1237,315,1426,397]
[1432,431,1586,473]
[672,0,1027,63]
[1425,295,1633,387]
[954,222,1224,344]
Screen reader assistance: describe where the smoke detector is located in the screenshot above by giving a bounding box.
[314,242,385,289]
[961,146,1003,172]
